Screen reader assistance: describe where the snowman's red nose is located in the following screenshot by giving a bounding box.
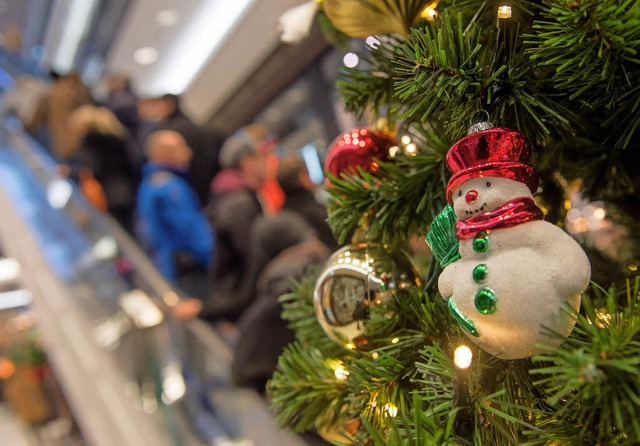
[465,190,478,203]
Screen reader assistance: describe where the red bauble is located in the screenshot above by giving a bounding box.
[324,127,395,181]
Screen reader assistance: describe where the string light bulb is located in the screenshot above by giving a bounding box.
[385,403,398,418]
[334,365,350,381]
[454,345,473,369]
[497,5,512,19]
[420,1,439,20]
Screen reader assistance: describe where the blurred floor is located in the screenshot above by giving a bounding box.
[0,403,39,446]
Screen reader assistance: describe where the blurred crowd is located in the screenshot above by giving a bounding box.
[3,69,339,395]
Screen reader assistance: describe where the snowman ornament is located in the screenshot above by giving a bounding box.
[436,127,591,359]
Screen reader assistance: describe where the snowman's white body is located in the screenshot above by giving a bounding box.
[438,177,591,359]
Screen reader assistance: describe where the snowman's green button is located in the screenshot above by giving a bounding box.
[472,264,488,283]
[475,287,497,314]
[473,233,489,253]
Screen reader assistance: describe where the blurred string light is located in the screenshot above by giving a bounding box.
[343,52,359,68]
[389,134,420,158]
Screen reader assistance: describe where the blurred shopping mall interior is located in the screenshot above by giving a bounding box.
[0,1,361,445]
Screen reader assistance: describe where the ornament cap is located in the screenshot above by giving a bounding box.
[445,128,538,203]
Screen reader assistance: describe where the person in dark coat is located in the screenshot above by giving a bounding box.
[201,125,270,321]
[277,157,339,251]
[68,105,137,231]
[104,74,144,173]
[231,212,331,393]
[157,94,224,204]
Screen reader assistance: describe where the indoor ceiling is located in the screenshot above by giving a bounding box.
[1,0,313,124]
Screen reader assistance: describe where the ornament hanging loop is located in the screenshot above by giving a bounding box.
[468,110,494,135]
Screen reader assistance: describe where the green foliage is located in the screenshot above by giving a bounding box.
[527,0,640,148]
[327,125,450,245]
[529,278,640,445]
[271,1,640,444]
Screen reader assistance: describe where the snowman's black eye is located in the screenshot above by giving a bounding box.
[457,190,463,197]
[486,181,491,187]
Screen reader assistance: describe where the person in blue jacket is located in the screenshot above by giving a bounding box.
[136,130,214,297]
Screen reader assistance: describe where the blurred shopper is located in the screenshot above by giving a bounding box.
[278,157,339,251]
[156,94,224,204]
[104,74,144,172]
[137,130,214,298]
[231,212,330,392]
[201,125,270,321]
[26,71,93,159]
[68,105,137,231]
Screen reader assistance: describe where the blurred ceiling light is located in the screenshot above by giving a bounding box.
[161,362,186,404]
[52,0,100,72]
[156,8,180,27]
[118,290,164,329]
[0,290,32,310]
[343,52,359,68]
[0,258,20,285]
[147,0,256,94]
[133,46,159,66]
[91,236,119,261]
[47,178,74,209]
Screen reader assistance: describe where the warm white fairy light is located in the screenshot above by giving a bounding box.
[497,5,512,19]
[385,403,398,417]
[454,345,473,369]
[404,143,418,156]
[346,343,356,350]
[334,365,350,381]
[593,207,606,220]
[391,337,400,344]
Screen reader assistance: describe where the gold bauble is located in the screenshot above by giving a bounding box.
[322,0,433,38]
[313,243,422,350]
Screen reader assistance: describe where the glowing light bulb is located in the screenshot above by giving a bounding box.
[497,5,512,19]
[343,52,359,68]
[334,366,350,381]
[404,143,418,156]
[454,345,473,369]
[593,207,606,219]
[391,337,400,344]
[400,135,412,145]
[346,343,356,350]
[385,403,398,417]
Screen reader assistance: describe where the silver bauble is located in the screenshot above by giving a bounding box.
[313,243,422,350]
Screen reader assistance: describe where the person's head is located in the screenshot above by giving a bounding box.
[107,74,132,93]
[277,157,315,195]
[219,124,272,188]
[145,130,192,170]
[157,93,181,119]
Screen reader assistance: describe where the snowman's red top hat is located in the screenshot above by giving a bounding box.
[445,127,539,203]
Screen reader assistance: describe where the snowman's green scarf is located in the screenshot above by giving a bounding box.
[456,197,544,240]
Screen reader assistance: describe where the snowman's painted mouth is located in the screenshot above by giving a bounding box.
[465,202,488,216]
